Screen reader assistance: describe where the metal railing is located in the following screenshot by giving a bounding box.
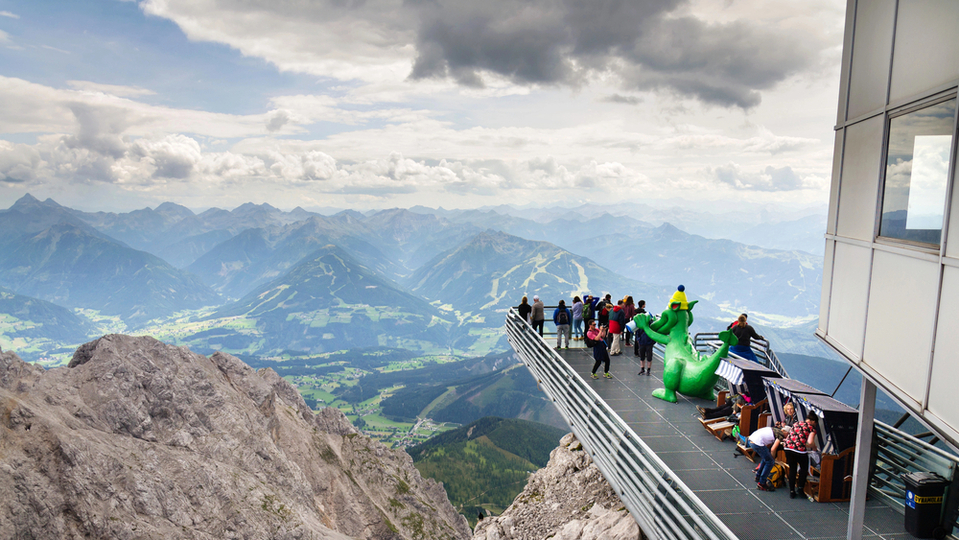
[505,308,737,540]
[693,332,789,379]
[871,421,959,533]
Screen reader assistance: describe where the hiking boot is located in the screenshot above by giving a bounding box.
[696,405,706,415]
[591,373,599,379]
[756,482,769,492]
[604,372,612,379]
[639,368,645,375]
[789,490,796,499]
[646,370,651,376]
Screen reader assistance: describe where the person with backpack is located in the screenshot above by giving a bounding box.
[634,300,656,375]
[585,319,612,379]
[553,300,572,349]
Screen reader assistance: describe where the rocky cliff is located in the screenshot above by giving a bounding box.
[472,433,643,540]
[0,335,471,540]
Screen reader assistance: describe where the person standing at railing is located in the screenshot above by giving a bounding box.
[517,296,532,324]
[553,300,572,349]
[608,300,625,356]
[729,313,764,363]
[531,295,545,336]
[571,296,584,341]
[622,296,636,346]
[634,300,655,376]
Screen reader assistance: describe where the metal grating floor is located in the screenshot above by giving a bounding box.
[554,346,914,540]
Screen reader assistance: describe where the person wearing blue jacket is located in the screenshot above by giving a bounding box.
[553,300,572,348]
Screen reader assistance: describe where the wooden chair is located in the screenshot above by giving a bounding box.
[805,446,856,502]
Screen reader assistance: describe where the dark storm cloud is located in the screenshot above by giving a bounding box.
[407,0,817,109]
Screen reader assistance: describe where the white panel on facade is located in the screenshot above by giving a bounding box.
[819,239,836,332]
[947,167,959,260]
[889,0,959,104]
[836,116,883,241]
[863,251,939,404]
[846,0,895,119]
[929,266,959,429]
[827,132,843,236]
[826,242,872,359]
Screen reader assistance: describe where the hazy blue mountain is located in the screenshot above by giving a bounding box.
[70,200,323,268]
[69,204,193,252]
[204,245,450,353]
[0,287,92,343]
[583,223,822,321]
[153,229,236,268]
[0,194,120,247]
[0,223,219,326]
[415,207,653,249]
[187,217,404,299]
[731,213,827,255]
[360,208,483,270]
[404,230,721,319]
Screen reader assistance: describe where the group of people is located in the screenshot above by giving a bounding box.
[747,401,820,500]
[516,293,657,380]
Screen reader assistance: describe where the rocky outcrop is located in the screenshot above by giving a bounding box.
[0,335,470,540]
[472,433,642,540]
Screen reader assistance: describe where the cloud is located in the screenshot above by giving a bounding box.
[67,80,157,98]
[0,141,43,183]
[714,162,810,191]
[602,94,643,105]
[137,0,835,110]
[63,102,132,159]
[407,0,821,108]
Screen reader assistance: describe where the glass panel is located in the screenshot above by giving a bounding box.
[879,99,956,245]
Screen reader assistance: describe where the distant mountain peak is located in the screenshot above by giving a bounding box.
[9,193,62,211]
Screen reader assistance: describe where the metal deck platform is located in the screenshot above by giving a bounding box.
[554,345,912,540]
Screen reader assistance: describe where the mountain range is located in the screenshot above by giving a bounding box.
[0,193,828,362]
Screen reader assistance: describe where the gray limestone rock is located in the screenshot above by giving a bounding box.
[0,334,470,540]
[472,433,643,540]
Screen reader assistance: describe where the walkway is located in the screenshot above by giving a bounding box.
[554,345,910,540]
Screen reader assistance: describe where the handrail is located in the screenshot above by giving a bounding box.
[505,308,737,540]
[870,421,959,531]
[693,332,789,378]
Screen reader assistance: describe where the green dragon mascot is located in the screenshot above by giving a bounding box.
[630,285,737,403]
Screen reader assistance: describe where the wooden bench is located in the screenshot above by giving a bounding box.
[698,391,735,441]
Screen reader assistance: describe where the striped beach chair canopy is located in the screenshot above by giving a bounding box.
[715,357,782,403]
[763,378,828,425]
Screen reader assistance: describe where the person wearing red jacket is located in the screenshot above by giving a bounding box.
[608,300,625,356]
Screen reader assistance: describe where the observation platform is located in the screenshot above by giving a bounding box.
[552,345,910,540]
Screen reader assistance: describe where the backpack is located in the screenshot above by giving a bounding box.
[767,463,786,488]
[557,309,569,325]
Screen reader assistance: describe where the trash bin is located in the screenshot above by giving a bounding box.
[902,472,949,539]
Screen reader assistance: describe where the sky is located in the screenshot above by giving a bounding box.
[0,0,847,213]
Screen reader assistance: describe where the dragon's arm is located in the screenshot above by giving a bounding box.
[636,314,669,345]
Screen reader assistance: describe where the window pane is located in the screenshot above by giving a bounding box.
[879,99,956,245]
